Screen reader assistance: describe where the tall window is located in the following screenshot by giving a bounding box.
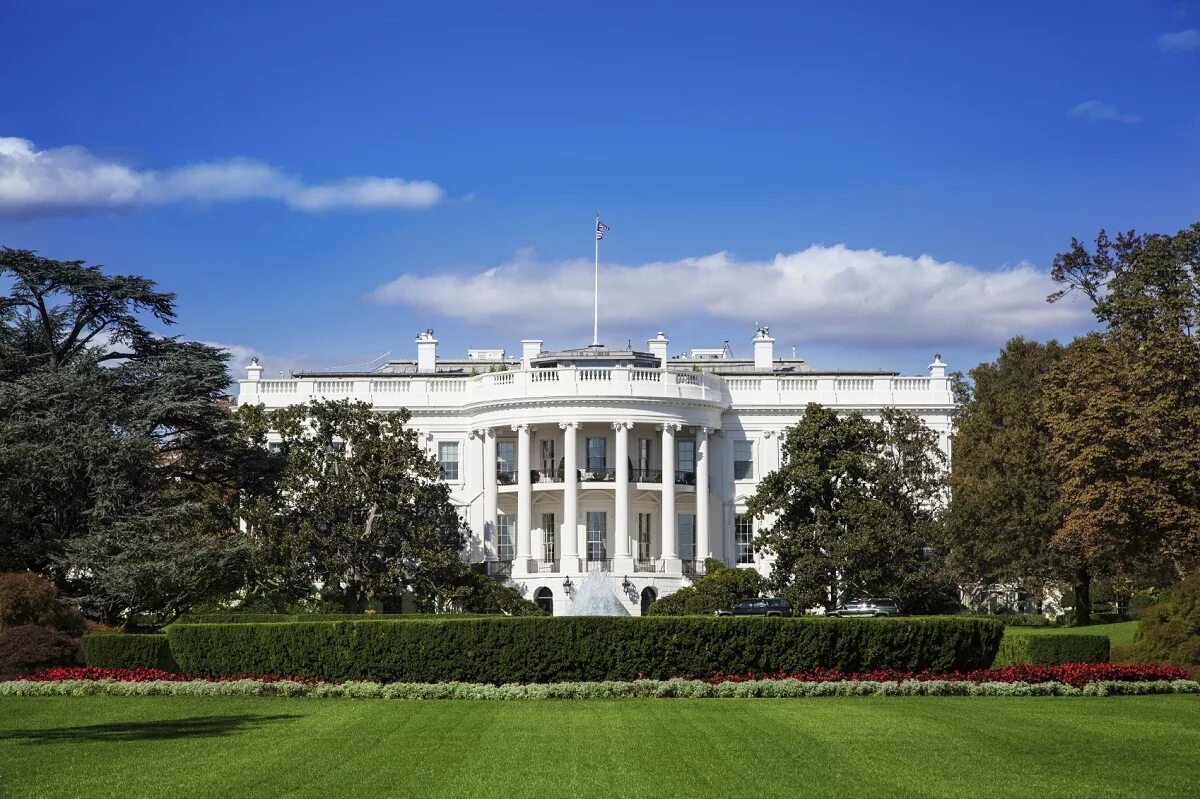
[637,513,652,561]
[679,514,696,561]
[438,441,460,480]
[497,515,515,561]
[677,439,695,477]
[734,440,754,480]
[734,513,754,564]
[586,511,607,561]
[541,439,556,475]
[637,438,652,477]
[541,512,556,562]
[497,441,515,475]
[586,437,607,471]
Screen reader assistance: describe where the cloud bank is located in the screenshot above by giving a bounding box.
[1067,100,1142,124]
[368,246,1092,348]
[0,137,445,216]
[1158,28,1200,51]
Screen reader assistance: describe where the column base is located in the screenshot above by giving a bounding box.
[511,558,531,577]
[558,557,581,575]
[660,556,683,577]
[611,555,636,575]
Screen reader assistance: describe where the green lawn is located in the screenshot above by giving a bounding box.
[2,695,1198,798]
[1005,620,1139,646]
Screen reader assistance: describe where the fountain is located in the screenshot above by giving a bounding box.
[568,571,630,616]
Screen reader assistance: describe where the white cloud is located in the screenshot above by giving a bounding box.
[1158,28,1200,51]
[367,245,1092,348]
[0,137,445,216]
[1067,100,1142,124]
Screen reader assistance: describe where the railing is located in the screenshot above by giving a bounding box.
[580,467,616,482]
[585,558,613,572]
[835,378,873,392]
[497,467,517,485]
[314,380,351,394]
[530,559,558,573]
[487,560,513,579]
[631,369,661,382]
[369,379,410,393]
[675,471,696,486]
[682,559,705,577]
[630,468,662,482]
[258,381,297,394]
[534,469,562,484]
[634,558,661,573]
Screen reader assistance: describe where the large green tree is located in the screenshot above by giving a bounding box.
[747,404,950,612]
[1043,225,1200,623]
[0,248,252,624]
[944,337,1065,607]
[238,399,472,612]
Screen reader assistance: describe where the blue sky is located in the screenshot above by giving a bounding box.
[2,1,1197,376]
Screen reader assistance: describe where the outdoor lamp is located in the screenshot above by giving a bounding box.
[562,577,574,596]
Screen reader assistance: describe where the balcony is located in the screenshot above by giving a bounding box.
[633,558,662,573]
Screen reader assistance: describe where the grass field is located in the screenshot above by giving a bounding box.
[2,695,1198,798]
[1005,620,1139,646]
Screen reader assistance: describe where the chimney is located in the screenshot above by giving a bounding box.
[648,332,669,368]
[753,326,775,370]
[245,357,262,382]
[416,329,438,373]
[928,353,947,378]
[521,339,542,369]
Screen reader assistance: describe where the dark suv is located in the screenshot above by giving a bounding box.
[715,598,793,617]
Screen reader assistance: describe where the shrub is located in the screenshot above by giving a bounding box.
[991,633,1109,668]
[646,559,762,616]
[0,572,85,635]
[173,612,494,624]
[0,625,82,676]
[1135,572,1200,666]
[969,613,1051,627]
[166,616,1004,683]
[82,634,178,671]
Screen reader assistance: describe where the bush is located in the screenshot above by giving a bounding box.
[971,613,1051,627]
[82,634,178,671]
[173,612,496,624]
[166,616,1004,683]
[646,559,762,616]
[0,625,82,676]
[0,572,85,635]
[991,633,1109,668]
[1136,572,1200,666]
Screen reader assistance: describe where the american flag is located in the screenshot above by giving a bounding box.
[596,218,610,240]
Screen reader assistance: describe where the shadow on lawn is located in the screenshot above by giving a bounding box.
[0,713,301,744]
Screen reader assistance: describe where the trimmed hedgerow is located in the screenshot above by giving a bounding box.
[166,616,1003,683]
[172,613,493,625]
[991,633,1109,668]
[82,634,178,672]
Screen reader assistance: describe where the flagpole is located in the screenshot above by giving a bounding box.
[593,211,600,346]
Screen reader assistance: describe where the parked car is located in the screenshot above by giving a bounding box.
[715,598,793,617]
[833,597,901,617]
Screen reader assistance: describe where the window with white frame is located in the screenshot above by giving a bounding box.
[541,512,556,562]
[679,514,696,561]
[437,441,460,480]
[497,440,515,481]
[586,511,607,561]
[586,437,607,472]
[677,439,695,479]
[733,440,754,480]
[637,513,652,561]
[734,513,755,564]
[497,515,515,561]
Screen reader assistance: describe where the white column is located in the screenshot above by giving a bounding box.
[696,426,710,563]
[514,424,532,570]
[559,421,579,572]
[481,428,497,562]
[660,423,680,572]
[613,421,632,566]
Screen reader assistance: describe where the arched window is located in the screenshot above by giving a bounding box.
[534,587,554,616]
[640,587,658,615]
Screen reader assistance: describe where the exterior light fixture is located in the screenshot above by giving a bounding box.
[621,576,634,592]
[562,577,574,596]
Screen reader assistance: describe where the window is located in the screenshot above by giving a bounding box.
[542,512,556,562]
[497,441,515,480]
[679,514,696,561]
[586,511,607,561]
[438,441,459,480]
[735,513,755,564]
[328,441,346,454]
[677,440,695,477]
[637,438,652,476]
[497,515,515,561]
[267,441,283,454]
[541,439,556,475]
[586,437,607,471]
[734,440,754,480]
[637,513,652,561]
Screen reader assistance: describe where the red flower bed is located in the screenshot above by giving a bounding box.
[704,663,1189,688]
[25,667,317,684]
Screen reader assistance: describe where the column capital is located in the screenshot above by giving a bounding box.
[470,427,495,440]
[558,421,580,430]
[656,422,682,433]
[511,423,530,433]
[697,426,713,436]
[610,421,633,431]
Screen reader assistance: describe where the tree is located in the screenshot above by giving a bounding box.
[0,248,253,624]
[645,559,762,616]
[944,337,1065,606]
[1044,225,1200,623]
[747,404,950,612]
[238,399,470,611]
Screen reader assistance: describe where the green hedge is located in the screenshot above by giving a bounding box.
[82,634,178,671]
[992,634,1110,668]
[166,616,1003,683]
[969,614,1052,627]
[172,613,498,625]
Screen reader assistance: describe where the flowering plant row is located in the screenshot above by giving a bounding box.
[702,662,1189,689]
[26,667,318,684]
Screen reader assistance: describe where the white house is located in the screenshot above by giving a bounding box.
[238,327,956,615]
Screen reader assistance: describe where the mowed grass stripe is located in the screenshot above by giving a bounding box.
[2,696,1199,799]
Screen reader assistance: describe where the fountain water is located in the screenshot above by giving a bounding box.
[569,571,630,616]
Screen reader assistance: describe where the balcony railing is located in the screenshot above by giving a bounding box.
[585,558,613,572]
[633,558,661,573]
[675,471,696,486]
[580,467,616,482]
[682,559,705,577]
[487,560,513,579]
[530,559,558,573]
[631,468,662,482]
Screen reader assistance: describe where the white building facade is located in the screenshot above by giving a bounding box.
[238,328,955,615]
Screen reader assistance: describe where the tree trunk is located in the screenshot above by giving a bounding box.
[1073,565,1091,627]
